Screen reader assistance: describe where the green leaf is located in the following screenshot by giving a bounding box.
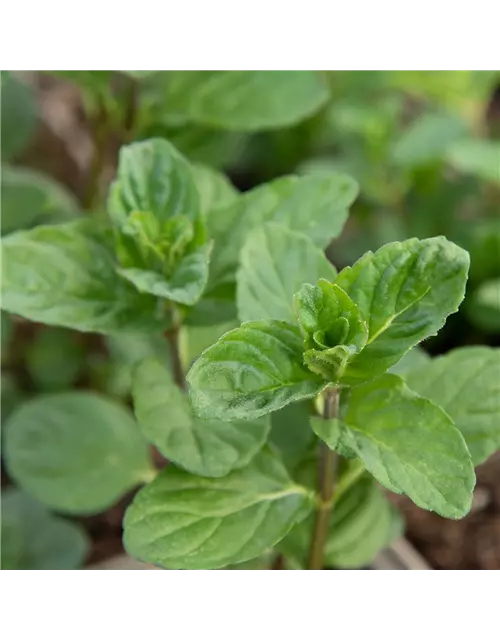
[4,392,154,514]
[391,112,467,167]
[405,347,500,466]
[1,373,24,425]
[26,327,84,392]
[185,281,238,327]
[447,139,500,183]
[117,242,211,305]
[123,449,313,569]
[108,138,201,227]
[120,70,158,80]
[1,311,13,348]
[1,166,79,236]
[335,237,469,384]
[237,224,336,324]
[94,331,171,398]
[279,477,403,569]
[187,320,325,420]
[1,488,90,570]
[207,172,358,288]
[133,358,270,477]
[191,163,238,214]
[269,401,314,470]
[1,72,37,160]
[464,219,500,283]
[466,279,500,333]
[389,346,431,375]
[1,219,168,334]
[161,71,330,131]
[312,374,474,518]
[294,279,368,382]
[180,320,238,370]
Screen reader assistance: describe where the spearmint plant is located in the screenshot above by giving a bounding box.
[2,131,500,569]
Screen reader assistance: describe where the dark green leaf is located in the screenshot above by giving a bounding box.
[269,401,314,470]
[26,327,84,392]
[1,488,90,570]
[187,320,325,420]
[4,392,154,514]
[1,166,79,236]
[1,72,37,160]
[123,449,313,569]
[466,279,500,333]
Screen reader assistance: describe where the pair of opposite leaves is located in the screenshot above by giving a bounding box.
[123,232,480,569]
[0,139,358,332]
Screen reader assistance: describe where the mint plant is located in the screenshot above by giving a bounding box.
[2,72,500,570]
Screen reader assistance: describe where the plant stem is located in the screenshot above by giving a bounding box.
[164,309,187,392]
[84,103,109,210]
[307,387,340,570]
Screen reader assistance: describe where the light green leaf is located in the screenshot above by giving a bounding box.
[108,138,200,227]
[26,327,84,392]
[294,279,368,382]
[405,347,500,466]
[389,346,431,375]
[162,71,330,131]
[187,320,325,420]
[1,219,168,334]
[237,224,336,324]
[447,139,500,183]
[123,449,313,569]
[180,320,238,371]
[207,172,358,288]
[269,401,314,470]
[279,477,403,569]
[117,242,211,305]
[335,237,469,384]
[133,358,270,477]
[4,392,154,514]
[1,488,90,570]
[466,279,500,333]
[191,163,238,214]
[391,112,467,167]
[1,72,37,160]
[313,374,474,518]
[1,166,79,236]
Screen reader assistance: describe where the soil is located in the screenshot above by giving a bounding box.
[390,453,500,570]
[3,72,500,571]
